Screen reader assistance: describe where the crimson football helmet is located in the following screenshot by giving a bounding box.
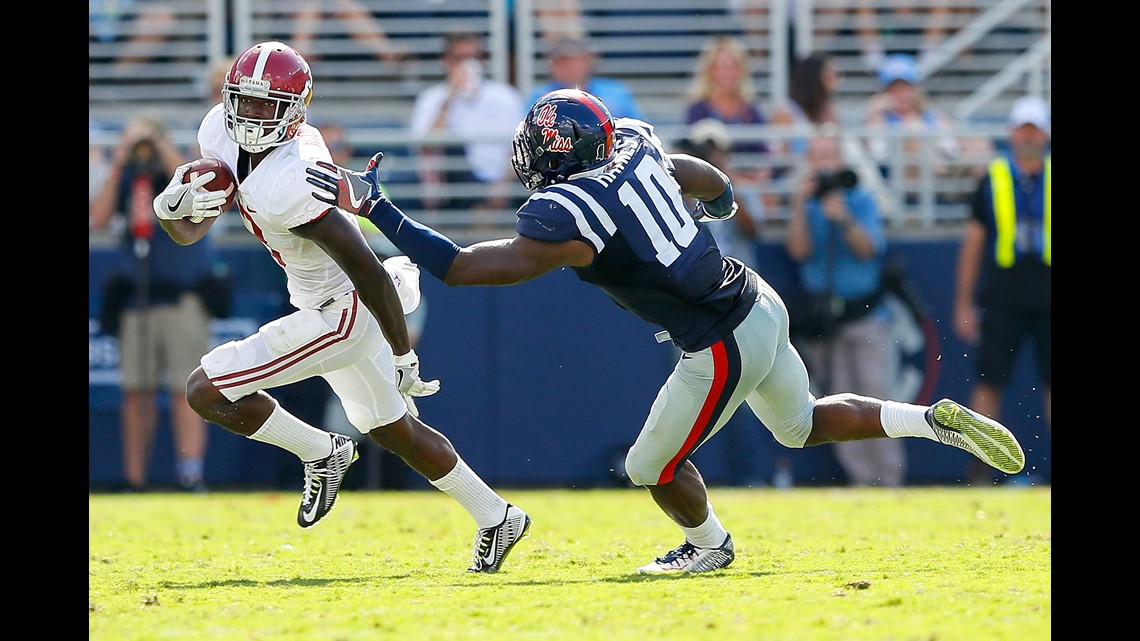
[222,41,313,153]
[511,88,615,191]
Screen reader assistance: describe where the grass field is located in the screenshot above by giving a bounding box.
[89,486,1050,641]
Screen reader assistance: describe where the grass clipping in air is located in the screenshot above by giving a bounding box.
[90,487,1050,641]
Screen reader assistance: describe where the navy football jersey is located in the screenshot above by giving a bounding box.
[516,118,759,352]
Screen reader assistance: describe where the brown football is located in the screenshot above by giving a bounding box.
[183,157,237,211]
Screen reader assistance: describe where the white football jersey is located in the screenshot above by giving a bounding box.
[197,104,361,310]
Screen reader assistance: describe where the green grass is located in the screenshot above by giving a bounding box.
[89,487,1050,641]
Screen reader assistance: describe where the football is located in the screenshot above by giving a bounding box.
[183,157,237,212]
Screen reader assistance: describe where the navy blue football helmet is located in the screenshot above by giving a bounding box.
[511,89,616,191]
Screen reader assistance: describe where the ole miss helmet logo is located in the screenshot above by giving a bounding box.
[534,104,558,127]
[542,127,573,152]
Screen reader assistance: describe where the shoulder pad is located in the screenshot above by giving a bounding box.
[197,105,229,159]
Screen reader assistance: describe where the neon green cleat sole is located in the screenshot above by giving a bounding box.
[928,399,1026,474]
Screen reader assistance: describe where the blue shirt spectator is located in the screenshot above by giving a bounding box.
[784,132,902,488]
[788,134,886,300]
[526,38,645,120]
[797,182,885,298]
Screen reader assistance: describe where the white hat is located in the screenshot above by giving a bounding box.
[1008,96,1050,133]
[687,118,731,152]
[878,53,919,86]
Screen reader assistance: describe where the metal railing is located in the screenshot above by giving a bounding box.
[91,1,1046,242]
[90,122,1014,246]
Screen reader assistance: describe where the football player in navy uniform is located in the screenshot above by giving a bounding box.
[308,89,1025,573]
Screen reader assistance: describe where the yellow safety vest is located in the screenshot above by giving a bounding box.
[987,156,1050,268]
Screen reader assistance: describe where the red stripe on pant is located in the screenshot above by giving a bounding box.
[213,294,359,391]
[656,341,728,484]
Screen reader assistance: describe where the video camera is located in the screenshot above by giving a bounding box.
[813,168,858,198]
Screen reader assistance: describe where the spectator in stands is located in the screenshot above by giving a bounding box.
[770,52,843,159]
[953,96,1051,486]
[290,0,409,66]
[526,37,645,120]
[410,31,525,215]
[848,0,959,70]
[734,1,957,71]
[784,131,905,487]
[862,53,963,196]
[533,0,586,44]
[89,112,222,493]
[90,0,183,72]
[683,35,772,217]
[769,52,843,214]
[730,0,789,59]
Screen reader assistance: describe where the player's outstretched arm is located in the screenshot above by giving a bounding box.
[447,235,593,287]
[306,153,593,287]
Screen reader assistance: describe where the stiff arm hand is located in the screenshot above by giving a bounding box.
[306,152,388,216]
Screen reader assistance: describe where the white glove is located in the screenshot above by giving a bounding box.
[153,163,230,222]
[393,349,441,417]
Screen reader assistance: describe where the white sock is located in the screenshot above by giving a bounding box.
[880,400,938,441]
[250,404,334,461]
[429,456,509,529]
[681,501,729,549]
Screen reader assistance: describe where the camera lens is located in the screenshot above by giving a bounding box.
[814,168,858,198]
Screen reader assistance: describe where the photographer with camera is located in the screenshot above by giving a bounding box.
[90,112,226,493]
[785,131,905,487]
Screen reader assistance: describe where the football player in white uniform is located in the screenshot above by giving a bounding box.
[150,41,530,573]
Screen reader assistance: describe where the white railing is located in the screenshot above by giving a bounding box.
[90,122,1016,245]
[91,1,1047,241]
